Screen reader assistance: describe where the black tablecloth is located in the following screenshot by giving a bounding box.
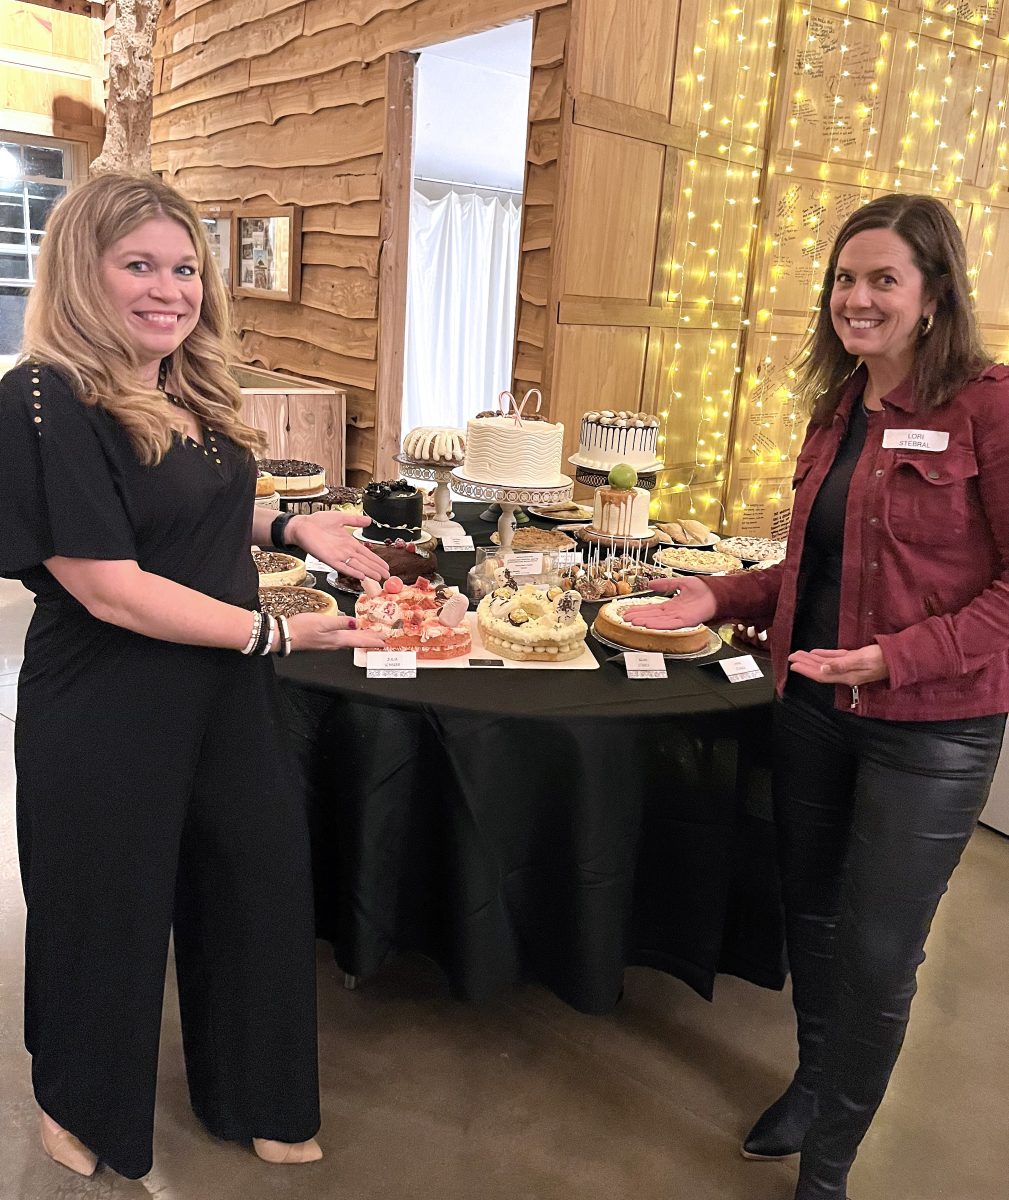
[276,505,786,1014]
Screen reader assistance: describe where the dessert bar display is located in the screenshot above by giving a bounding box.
[402,426,466,465]
[570,410,662,473]
[355,576,471,660]
[476,582,587,662]
[653,546,743,574]
[257,458,326,496]
[258,585,339,617]
[332,540,439,592]
[593,598,712,654]
[362,479,423,542]
[458,390,566,488]
[253,549,307,588]
[717,536,786,564]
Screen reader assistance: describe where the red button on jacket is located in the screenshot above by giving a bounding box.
[705,363,1009,720]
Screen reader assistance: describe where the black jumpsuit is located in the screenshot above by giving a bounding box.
[0,362,320,1179]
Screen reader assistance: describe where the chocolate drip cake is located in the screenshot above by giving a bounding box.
[362,479,423,542]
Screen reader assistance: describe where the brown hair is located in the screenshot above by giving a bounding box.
[21,171,266,464]
[798,193,991,425]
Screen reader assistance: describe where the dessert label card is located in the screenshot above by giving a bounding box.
[366,651,417,679]
[553,550,582,567]
[304,554,331,573]
[502,552,543,575]
[441,534,475,551]
[624,652,668,680]
[719,655,763,683]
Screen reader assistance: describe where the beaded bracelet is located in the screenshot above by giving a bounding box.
[257,613,277,656]
[241,611,263,655]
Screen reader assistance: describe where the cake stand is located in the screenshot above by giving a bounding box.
[393,454,465,539]
[450,472,573,550]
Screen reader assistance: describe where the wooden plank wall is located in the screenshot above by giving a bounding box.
[544,0,1009,535]
[150,0,568,486]
[1,0,105,162]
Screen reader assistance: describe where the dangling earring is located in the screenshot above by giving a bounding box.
[920,313,934,337]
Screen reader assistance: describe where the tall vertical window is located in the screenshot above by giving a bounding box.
[0,134,76,358]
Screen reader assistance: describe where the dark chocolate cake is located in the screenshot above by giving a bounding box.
[362,479,423,542]
[337,540,438,591]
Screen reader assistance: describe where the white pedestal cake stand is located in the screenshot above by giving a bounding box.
[450,472,574,549]
[393,454,465,539]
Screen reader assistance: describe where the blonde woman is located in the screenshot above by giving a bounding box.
[0,173,388,1179]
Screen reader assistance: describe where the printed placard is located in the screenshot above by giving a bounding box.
[624,651,668,680]
[441,534,475,552]
[366,651,417,679]
[719,654,763,683]
[553,550,582,567]
[881,429,949,453]
[502,552,544,575]
[303,554,331,573]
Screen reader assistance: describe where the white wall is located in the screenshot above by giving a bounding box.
[412,22,532,193]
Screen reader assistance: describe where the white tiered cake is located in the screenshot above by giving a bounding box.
[458,391,566,488]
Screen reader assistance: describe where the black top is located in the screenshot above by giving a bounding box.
[788,397,868,705]
[0,362,257,608]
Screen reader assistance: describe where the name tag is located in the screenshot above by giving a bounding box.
[441,534,475,551]
[882,429,949,452]
[719,655,763,683]
[624,652,668,680]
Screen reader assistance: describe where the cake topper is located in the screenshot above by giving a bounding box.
[496,388,544,427]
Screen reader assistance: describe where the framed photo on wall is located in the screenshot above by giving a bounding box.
[233,206,302,302]
[196,206,235,292]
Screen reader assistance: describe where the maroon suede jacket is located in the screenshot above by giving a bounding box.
[705,363,1009,720]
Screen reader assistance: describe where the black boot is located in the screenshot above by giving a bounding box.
[740,1075,818,1160]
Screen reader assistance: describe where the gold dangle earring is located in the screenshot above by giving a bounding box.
[920,313,934,336]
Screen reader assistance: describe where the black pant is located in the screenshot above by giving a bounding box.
[772,692,1004,1196]
[16,634,320,1179]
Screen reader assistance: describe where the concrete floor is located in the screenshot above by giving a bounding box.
[0,576,1006,1200]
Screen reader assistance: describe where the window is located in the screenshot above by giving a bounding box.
[0,134,77,357]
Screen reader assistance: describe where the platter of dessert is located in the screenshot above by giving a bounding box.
[558,553,675,602]
[353,525,435,549]
[718,622,772,657]
[258,585,339,617]
[330,571,444,597]
[527,502,593,523]
[329,538,441,593]
[489,526,576,551]
[253,549,318,589]
[653,520,721,548]
[716,536,787,565]
[653,547,744,575]
[590,622,723,661]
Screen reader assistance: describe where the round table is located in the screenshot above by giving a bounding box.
[276,505,785,1014]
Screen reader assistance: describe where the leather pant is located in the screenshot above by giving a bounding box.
[772,691,1005,1199]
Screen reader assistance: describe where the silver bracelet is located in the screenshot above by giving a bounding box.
[241,611,262,655]
[277,615,293,657]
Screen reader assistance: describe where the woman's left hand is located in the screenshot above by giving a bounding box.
[288,512,390,582]
[787,643,889,686]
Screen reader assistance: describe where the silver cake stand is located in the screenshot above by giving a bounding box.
[393,454,465,539]
[450,471,574,549]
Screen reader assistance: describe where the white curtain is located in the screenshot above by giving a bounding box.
[402,188,521,435]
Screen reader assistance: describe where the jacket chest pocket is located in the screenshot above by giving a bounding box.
[886,448,978,544]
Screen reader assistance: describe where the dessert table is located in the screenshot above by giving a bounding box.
[275,505,785,1015]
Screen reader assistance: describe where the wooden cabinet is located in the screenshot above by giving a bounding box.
[233,365,346,485]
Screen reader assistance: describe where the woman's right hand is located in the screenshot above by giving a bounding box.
[286,612,387,652]
[623,575,717,629]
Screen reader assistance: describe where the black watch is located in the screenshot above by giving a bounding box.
[270,511,297,549]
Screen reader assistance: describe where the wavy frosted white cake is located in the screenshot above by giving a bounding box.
[460,416,566,488]
[591,485,650,538]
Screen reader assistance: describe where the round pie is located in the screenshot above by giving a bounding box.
[253,549,307,588]
[594,597,712,654]
[653,547,743,574]
[490,527,575,551]
[717,536,786,564]
[258,586,339,617]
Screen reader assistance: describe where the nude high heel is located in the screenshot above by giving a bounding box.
[39,1111,98,1177]
[252,1137,323,1164]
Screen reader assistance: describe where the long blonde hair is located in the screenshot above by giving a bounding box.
[21,172,266,464]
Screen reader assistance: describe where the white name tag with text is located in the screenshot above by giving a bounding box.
[440,534,475,552]
[719,655,763,683]
[882,429,949,453]
[366,651,417,679]
[624,652,668,680]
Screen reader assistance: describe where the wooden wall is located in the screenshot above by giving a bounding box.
[544,0,1009,534]
[151,0,568,486]
[1,0,105,162]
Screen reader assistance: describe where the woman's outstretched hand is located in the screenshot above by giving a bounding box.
[287,512,390,582]
[788,644,889,685]
[623,575,717,629]
[287,612,387,652]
